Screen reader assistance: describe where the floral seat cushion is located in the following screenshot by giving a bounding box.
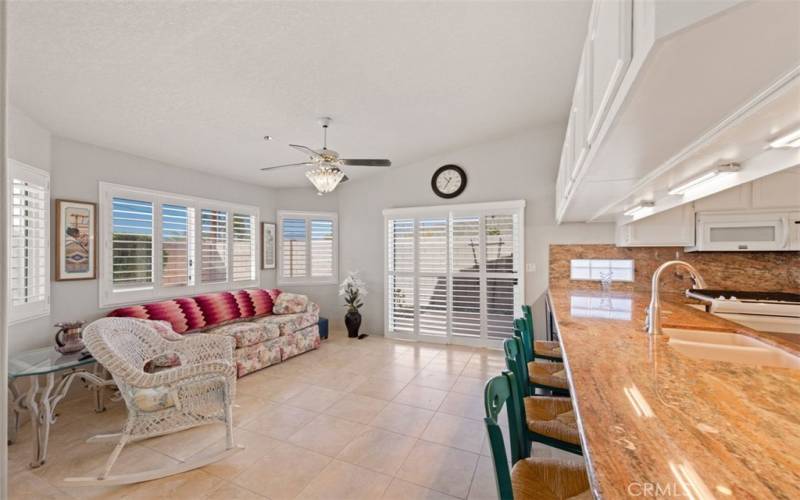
[207,321,279,348]
[256,310,319,336]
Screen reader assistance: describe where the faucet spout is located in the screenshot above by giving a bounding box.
[646,260,706,335]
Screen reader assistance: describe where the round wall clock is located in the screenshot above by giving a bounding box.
[431,164,467,199]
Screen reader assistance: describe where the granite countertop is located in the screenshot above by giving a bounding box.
[548,287,800,499]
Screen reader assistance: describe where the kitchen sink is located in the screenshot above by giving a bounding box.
[664,328,800,369]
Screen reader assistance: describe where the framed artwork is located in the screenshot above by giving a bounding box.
[55,199,97,281]
[262,222,276,269]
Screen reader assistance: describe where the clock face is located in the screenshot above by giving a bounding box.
[432,165,467,198]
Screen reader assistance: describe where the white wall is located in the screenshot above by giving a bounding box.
[337,125,616,338]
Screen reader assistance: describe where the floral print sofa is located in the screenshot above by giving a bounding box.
[107,288,320,377]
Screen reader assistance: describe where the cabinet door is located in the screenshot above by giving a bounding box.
[617,204,695,247]
[570,43,591,179]
[587,0,633,143]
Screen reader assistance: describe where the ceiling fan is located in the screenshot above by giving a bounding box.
[261,117,391,194]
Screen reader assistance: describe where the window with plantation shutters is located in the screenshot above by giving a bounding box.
[99,183,259,307]
[7,160,50,323]
[201,209,228,284]
[278,211,338,285]
[232,213,256,282]
[112,197,154,287]
[384,201,524,348]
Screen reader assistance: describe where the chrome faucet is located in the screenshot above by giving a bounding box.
[645,260,707,335]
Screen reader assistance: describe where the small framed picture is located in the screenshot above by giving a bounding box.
[262,222,276,269]
[55,199,97,281]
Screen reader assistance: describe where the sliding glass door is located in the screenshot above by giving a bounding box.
[385,201,524,348]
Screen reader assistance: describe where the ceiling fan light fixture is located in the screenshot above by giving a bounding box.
[305,164,345,195]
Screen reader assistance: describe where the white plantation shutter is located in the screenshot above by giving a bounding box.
[418,218,448,337]
[201,209,228,284]
[384,201,524,347]
[112,197,154,288]
[387,219,415,333]
[8,161,50,322]
[232,213,256,282]
[311,219,334,278]
[281,218,307,279]
[451,216,481,338]
[161,204,194,287]
[485,214,519,339]
[278,211,338,284]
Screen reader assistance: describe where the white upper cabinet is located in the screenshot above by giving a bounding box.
[555,0,799,224]
[586,0,633,144]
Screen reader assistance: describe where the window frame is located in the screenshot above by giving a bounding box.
[277,210,339,286]
[6,159,51,324]
[569,258,634,282]
[99,182,259,308]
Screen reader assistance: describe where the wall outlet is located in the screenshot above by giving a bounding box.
[526,263,536,273]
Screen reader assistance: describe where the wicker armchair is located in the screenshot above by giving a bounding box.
[65,317,242,486]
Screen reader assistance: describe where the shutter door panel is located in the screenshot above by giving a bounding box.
[281,218,307,278]
[10,178,48,306]
[311,219,334,278]
[388,275,415,333]
[161,204,194,287]
[112,198,154,287]
[233,213,256,282]
[201,209,228,284]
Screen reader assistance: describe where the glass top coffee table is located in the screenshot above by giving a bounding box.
[8,346,114,468]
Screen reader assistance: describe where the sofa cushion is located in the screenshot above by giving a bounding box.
[273,292,309,315]
[257,310,318,336]
[207,321,279,348]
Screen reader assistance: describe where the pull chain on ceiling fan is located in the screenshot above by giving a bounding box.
[261,117,392,195]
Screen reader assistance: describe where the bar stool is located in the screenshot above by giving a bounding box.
[503,338,582,456]
[513,320,569,396]
[484,372,590,500]
[521,304,563,362]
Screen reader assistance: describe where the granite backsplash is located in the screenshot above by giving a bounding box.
[549,244,800,292]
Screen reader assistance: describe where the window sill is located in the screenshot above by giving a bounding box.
[277,279,339,287]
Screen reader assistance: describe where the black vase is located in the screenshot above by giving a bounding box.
[345,310,362,338]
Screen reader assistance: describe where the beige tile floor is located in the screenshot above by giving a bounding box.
[8,331,582,500]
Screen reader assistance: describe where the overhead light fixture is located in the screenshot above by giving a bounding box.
[305,164,345,195]
[623,201,655,217]
[668,163,740,195]
[769,127,800,148]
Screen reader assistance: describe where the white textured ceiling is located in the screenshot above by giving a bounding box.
[9,0,590,188]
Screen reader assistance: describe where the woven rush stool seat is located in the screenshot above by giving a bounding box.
[511,458,592,500]
[524,396,581,446]
[528,361,569,391]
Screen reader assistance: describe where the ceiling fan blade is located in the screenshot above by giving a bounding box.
[340,159,391,167]
[290,144,323,159]
[260,162,314,171]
